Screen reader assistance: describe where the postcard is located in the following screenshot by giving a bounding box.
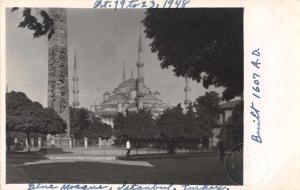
[1,0,300,190]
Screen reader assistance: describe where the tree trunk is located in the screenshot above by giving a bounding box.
[26,131,31,153]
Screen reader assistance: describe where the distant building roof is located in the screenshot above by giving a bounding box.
[153,91,160,95]
[220,100,242,109]
[103,91,110,95]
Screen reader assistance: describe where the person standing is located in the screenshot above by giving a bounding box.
[125,140,131,157]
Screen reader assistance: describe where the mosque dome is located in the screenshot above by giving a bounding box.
[113,78,150,95]
[118,78,136,90]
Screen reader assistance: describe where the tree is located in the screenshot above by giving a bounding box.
[157,104,201,154]
[185,103,201,139]
[143,9,243,100]
[6,91,66,152]
[193,91,221,147]
[70,107,112,140]
[83,119,112,140]
[183,103,202,150]
[70,107,89,139]
[114,109,157,148]
[113,113,126,144]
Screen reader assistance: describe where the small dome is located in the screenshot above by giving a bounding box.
[103,91,110,95]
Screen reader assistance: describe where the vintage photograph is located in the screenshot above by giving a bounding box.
[6,8,243,185]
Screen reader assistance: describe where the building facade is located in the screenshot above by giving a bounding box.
[210,100,243,149]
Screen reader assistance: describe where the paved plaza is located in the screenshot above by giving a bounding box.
[6,151,237,185]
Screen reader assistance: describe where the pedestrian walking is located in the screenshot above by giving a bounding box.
[125,140,131,157]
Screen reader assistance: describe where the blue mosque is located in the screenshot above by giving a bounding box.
[91,31,169,128]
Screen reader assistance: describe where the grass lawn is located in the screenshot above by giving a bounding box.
[7,152,238,185]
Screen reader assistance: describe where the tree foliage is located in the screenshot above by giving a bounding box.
[82,119,112,140]
[157,104,201,153]
[184,103,202,140]
[11,8,54,39]
[70,107,112,139]
[194,91,221,132]
[157,104,185,140]
[143,9,243,100]
[6,91,66,135]
[6,91,66,152]
[70,107,89,139]
[114,109,158,145]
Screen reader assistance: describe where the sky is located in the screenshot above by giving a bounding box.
[6,8,223,109]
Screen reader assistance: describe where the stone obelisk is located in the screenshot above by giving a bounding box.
[47,8,71,146]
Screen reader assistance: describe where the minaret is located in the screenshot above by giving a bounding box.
[122,61,126,81]
[136,27,144,109]
[184,74,191,111]
[72,50,79,108]
[47,8,70,137]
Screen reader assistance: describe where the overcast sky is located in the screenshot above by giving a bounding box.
[6,8,223,108]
